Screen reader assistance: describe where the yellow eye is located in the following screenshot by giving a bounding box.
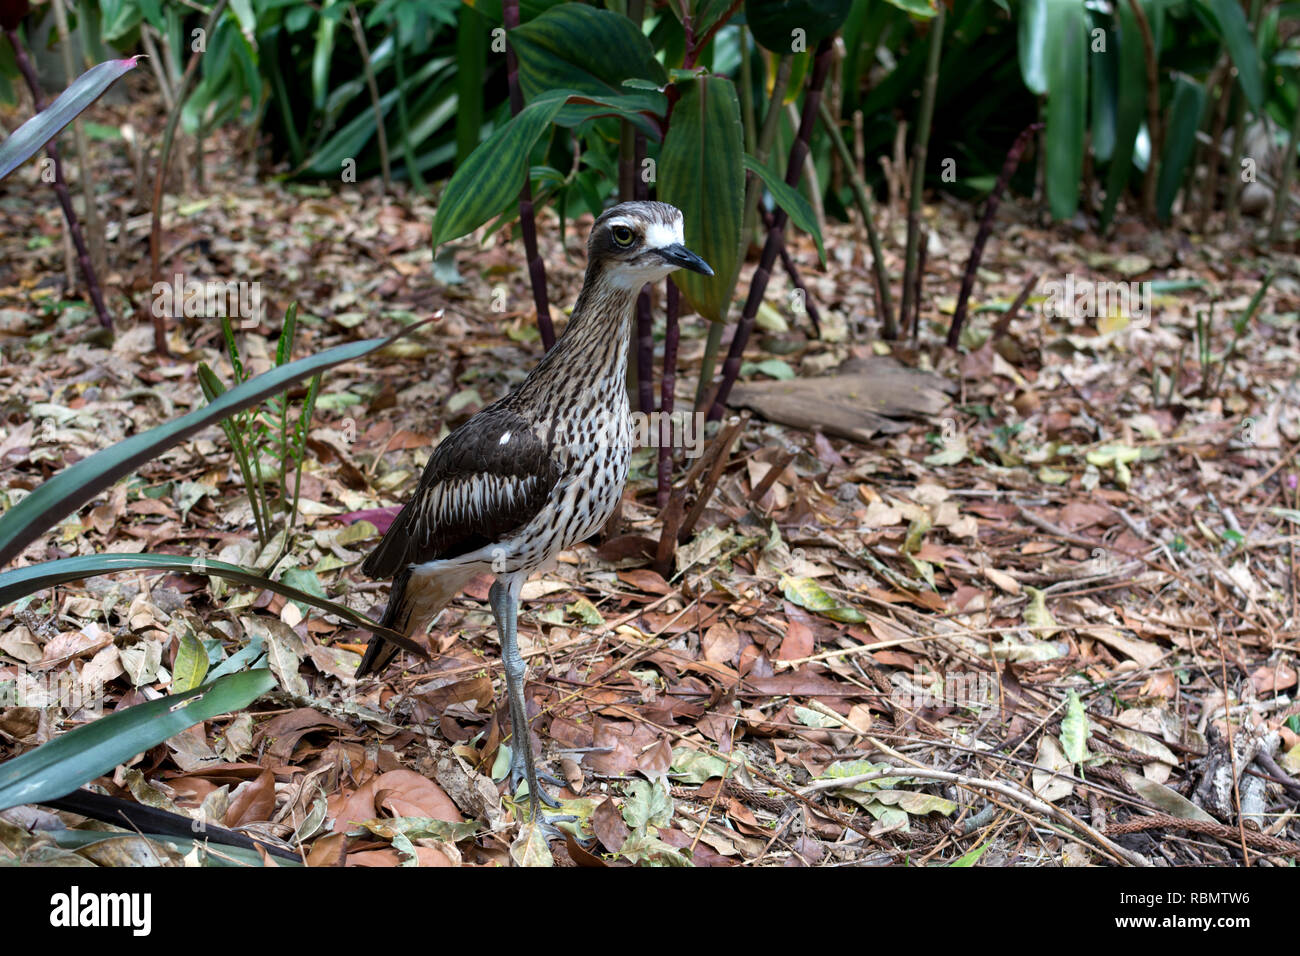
[611,225,635,247]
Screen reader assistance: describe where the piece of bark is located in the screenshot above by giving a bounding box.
[728,356,954,443]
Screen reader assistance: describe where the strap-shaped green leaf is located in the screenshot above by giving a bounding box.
[0,670,276,813]
[0,552,423,656]
[1193,0,1264,112]
[0,318,431,567]
[1044,0,1088,220]
[0,57,141,181]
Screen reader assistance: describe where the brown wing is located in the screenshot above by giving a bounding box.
[361,405,559,580]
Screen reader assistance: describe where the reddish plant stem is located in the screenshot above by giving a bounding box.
[634,130,655,416]
[947,122,1042,349]
[657,281,680,509]
[760,207,821,338]
[504,0,555,351]
[709,36,833,422]
[5,26,112,329]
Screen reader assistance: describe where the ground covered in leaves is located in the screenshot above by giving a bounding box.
[1,93,1299,866]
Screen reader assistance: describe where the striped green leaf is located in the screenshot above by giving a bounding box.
[745,0,854,53]
[511,3,667,127]
[431,90,571,248]
[0,670,276,813]
[0,319,429,568]
[743,153,826,264]
[658,76,745,324]
[1044,0,1089,220]
[1156,75,1207,223]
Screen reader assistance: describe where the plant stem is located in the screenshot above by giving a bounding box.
[503,0,555,351]
[948,122,1042,349]
[818,97,893,337]
[760,207,821,337]
[1267,98,1300,244]
[4,25,112,330]
[1127,0,1160,221]
[899,4,945,339]
[51,0,105,278]
[148,0,230,354]
[709,37,833,422]
[1225,0,1265,229]
[348,5,390,191]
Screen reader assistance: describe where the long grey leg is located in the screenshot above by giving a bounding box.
[490,578,561,817]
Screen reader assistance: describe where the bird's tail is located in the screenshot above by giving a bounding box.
[355,564,477,677]
[355,567,413,677]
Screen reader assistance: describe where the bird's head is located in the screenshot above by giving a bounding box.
[588,201,713,289]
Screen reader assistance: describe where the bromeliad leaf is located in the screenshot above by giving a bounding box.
[0,670,276,813]
[0,57,141,181]
[0,318,433,568]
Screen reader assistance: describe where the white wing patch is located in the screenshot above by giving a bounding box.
[499,431,511,445]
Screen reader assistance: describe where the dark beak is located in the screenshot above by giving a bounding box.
[656,243,713,276]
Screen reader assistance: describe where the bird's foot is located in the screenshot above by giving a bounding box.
[506,744,567,809]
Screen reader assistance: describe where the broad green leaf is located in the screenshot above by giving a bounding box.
[745,0,854,53]
[0,319,431,568]
[1101,0,1147,230]
[1089,23,1117,162]
[1155,75,1206,224]
[658,75,744,324]
[1017,0,1049,95]
[742,153,826,264]
[618,831,692,866]
[621,779,674,831]
[48,829,294,867]
[779,574,866,623]
[511,4,667,126]
[1044,0,1088,220]
[0,58,141,181]
[431,90,571,248]
[0,553,422,657]
[0,670,276,813]
[1193,0,1264,112]
[509,821,553,867]
[171,631,210,694]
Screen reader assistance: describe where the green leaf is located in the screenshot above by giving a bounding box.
[658,75,745,324]
[1061,690,1091,764]
[0,553,422,657]
[1193,0,1264,112]
[1043,0,1088,220]
[1100,0,1147,230]
[1155,75,1206,224]
[510,3,667,126]
[779,574,866,623]
[0,58,141,181]
[0,670,276,813]
[171,631,210,694]
[1089,24,1117,163]
[745,0,854,53]
[0,317,429,568]
[742,153,826,264]
[1017,0,1049,95]
[430,90,571,248]
[949,839,992,866]
[621,778,674,831]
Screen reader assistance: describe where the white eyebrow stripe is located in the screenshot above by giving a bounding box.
[643,219,684,249]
